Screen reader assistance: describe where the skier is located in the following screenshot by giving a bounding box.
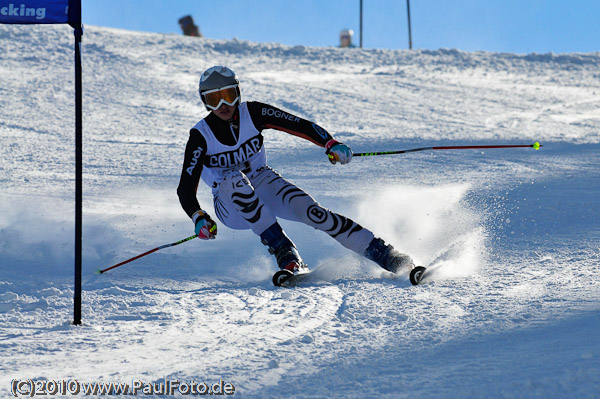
[339,29,356,48]
[177,66,415,277]
[178,15,201,37]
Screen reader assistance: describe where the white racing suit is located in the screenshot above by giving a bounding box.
[216,166,374,255]
[177,101,412,271]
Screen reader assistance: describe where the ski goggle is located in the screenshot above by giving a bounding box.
[202,84,240,110]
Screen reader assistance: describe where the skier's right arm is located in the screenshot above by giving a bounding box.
[176,129,217,240]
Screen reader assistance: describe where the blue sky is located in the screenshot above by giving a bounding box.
[82,0,600,54]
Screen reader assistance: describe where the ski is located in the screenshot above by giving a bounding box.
[409,266,427,285]
[272,268,312,287]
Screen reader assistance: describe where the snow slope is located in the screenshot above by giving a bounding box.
[1,24,599,398]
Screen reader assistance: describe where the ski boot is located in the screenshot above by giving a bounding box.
[260,223,309,281]
[275,246,307,273]
[364,237,426,285]
[364,237,415,273]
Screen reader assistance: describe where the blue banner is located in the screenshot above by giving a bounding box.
[0,0,78,25]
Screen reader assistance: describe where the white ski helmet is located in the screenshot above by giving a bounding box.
[198,66,241,111]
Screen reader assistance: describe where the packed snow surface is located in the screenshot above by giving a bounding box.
[1,25,599,398]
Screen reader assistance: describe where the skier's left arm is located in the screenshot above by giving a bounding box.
[246,101,352,164]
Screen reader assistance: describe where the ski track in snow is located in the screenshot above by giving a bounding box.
[1,24,600,398]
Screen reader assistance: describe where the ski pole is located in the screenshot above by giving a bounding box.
[352,142,542,157]
[97,233,199,274]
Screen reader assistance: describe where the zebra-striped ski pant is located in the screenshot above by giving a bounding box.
[213,166,374,255]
